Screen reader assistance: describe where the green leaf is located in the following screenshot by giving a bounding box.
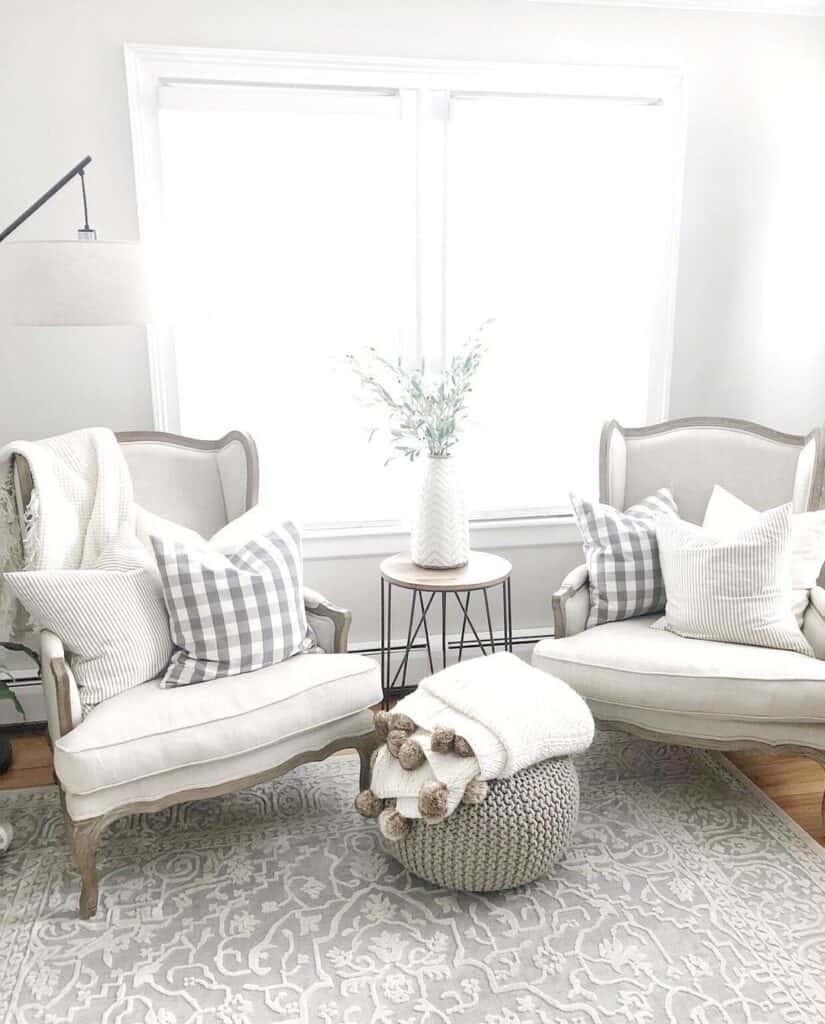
[0,683,25,719]
[0,641,40,671]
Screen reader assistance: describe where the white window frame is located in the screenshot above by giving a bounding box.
[125,44,686,553]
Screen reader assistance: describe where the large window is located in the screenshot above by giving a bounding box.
[130,50,684,531]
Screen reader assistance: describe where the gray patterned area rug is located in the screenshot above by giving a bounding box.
[2,732,825,1024]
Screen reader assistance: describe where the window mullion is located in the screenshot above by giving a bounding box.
[416,88,449,371]
[399,88,421,368]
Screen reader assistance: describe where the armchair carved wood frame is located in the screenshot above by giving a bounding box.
[14,431,380,919]
[540,417,825,827]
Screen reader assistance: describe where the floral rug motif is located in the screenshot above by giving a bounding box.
[1,732,825,1024]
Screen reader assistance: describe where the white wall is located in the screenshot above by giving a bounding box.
[1,0,825,664]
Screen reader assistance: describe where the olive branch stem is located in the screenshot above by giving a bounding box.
[347,321,490,465]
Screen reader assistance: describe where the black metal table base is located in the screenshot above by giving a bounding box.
[380,578,512,707]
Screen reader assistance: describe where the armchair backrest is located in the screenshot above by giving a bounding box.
[600,417,825,524]
[13,430,259,541]
[116,430,259,537]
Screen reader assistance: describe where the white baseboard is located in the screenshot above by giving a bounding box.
[350,626,550,689]
[1,627,554,727]
[0,646,44,727]
[0,679,46,727]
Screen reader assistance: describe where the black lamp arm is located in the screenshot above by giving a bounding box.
[0,155,92,243]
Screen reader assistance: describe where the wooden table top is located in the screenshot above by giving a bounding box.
[380,551,512,591]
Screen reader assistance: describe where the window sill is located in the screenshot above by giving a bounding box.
[303,514,581,561]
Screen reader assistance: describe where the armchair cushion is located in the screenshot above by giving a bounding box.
[54,652,380,817]
[533,616,825,724]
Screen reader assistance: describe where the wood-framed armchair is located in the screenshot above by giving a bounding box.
[13,430,381,919]
[533,417,825,823]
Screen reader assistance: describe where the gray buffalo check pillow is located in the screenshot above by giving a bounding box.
[570,488,678,628]
[151,517,308,687]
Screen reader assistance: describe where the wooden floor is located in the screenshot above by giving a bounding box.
[1,730,823,848]
[0,731,54,790]
[728,749,825,848]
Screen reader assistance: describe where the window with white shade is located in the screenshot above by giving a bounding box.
[140,54,684,532]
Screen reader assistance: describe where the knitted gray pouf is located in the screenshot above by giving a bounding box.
[383,756,579,892]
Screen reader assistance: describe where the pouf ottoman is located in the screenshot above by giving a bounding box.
[359,652,593,891]
[382,755,579,891]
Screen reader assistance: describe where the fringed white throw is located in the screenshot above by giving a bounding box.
[370,653,594,821]
[0,428,134,639]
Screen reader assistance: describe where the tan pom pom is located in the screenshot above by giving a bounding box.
[398,737,426,772]
[461,776,488,805]
[418,781,448,820]
[378,807,411,842]
[373,710,391,738]
[354,789,384,818]
[389,712,416,735]
[430,726,455,753]
[386,729,407,758]
[453,735,474,758]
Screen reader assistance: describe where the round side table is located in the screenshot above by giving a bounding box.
[380,551,512,706]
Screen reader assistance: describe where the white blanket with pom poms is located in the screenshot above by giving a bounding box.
[370,731,481,819]
[370,653,594,820]
[395,652,593,779]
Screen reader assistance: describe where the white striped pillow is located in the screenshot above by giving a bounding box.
[702,485,825,626]
[656,504,813,656]
[4,531,173,713]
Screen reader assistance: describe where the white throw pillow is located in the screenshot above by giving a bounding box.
[135,504,205,556]
[656,504,813,656]
[135,504,287,558]
[703,485,825,625]
[4,530,173,713]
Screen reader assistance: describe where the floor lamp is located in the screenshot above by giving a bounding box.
[0,155,147,782]
[0,155,147,325]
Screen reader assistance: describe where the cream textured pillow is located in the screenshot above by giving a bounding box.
[656,504,812,656]
[4,530,173,713]
[703,485,825,625]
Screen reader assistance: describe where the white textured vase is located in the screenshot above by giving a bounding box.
[411,455,470,569]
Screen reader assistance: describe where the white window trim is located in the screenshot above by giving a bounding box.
[125,44,686,552]
[527,0,825,13]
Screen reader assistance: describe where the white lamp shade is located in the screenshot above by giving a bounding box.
[0,240,148,326]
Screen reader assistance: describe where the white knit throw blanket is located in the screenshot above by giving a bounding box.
[404,652,594,778]
[371,653,595,819]
[0,428,134,638]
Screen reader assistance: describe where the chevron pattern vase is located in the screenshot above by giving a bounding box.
[411,455,470,569]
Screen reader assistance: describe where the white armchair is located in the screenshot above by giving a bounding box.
[14,430,381,919]
[533,417,825,821]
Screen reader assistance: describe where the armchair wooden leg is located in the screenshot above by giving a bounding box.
[808,753,825,830]
[66,814,105,919]
[355,733,380,792]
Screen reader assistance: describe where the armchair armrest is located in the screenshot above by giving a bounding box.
[40,629,82,742]
[304,587,352,653]
[803,586,825,661]
[552,564,591,639]
[809,586,825,619]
